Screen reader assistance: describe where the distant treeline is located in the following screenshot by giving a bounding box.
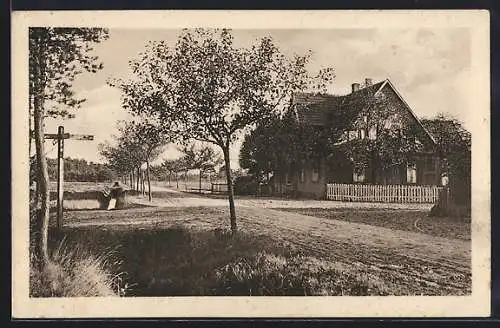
[30,157,117,182]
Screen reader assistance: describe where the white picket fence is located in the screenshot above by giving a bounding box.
[211,183,228,193]
[326,183,442,204]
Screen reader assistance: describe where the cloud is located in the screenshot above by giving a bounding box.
[44,84,130,163]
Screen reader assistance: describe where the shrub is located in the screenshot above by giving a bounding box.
[234,175,259,195]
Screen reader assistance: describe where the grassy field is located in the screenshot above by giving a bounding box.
[154,180,226,192]
[34,181,471,296]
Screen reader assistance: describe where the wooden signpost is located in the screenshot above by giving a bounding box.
[38,126,94,229]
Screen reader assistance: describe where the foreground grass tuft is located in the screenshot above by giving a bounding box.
[30,238,126,297]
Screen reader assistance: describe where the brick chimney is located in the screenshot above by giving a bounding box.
[351,83,360,93]
[365,78,373,86]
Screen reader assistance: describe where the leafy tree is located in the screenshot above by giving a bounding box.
[35,157,117,182]
[421,114,471,208]
[99,142,134,186]
[180,144,222,192]
[111,28,334,232]
[239,109,350,187]
[124,120,170,201]
[161,158,188,188]
[29,27,108,265]
[98,122,145,192]
[160,160,175,186]
[99,119,169,200]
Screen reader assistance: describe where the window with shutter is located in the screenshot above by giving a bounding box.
[353,168,365,183]
[368,126,377,139]
[311,161,320,182]
[407,164,417,184]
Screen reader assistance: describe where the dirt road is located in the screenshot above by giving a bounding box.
[143,185,434,210]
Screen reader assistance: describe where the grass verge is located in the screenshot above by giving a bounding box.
[44,225,392,296]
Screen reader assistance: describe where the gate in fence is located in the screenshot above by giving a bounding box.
[325,183,442,204]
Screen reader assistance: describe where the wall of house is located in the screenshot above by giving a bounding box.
[368,85,440,186]
[378,85,435,150]
[327,161,354,184]
[296,160,327,199]
[415,153,441,185]
[372,164,406,185]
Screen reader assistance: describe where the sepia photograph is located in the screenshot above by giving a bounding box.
[12,10,490,318]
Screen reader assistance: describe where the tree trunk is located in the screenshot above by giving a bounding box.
[146,160,152,202]
[176,173,179,189]
[142,170,146,196]
[141,170,145,196]
[32,33,50,266]
[199,169,202,194]
[136,166,140,191]
[29,93,33,162]
[222,146,237,232]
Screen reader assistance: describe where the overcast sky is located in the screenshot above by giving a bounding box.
[43,28,471,167]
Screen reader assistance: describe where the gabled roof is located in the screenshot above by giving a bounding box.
[380,79,437,145]
[292,79,436,146]
[292,93,340,126]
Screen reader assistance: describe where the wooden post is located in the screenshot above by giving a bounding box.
[56,125,64,230]
[34,127,94,230]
